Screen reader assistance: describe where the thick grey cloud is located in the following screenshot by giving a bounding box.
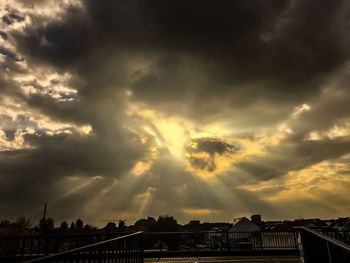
[2,9,25,25]
[236,137,350,182]
[186,138,241,172]
[1,0,350,223]
[190,138,241,156]
[15,0,350,111]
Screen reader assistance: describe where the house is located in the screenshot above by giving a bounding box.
[329,217,350,231]
[260,221,284,231]
[206,227,226,249]
[226,217,259,249]
[228,217,259,232]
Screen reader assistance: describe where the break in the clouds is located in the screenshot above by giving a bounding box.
[1,0,350,225]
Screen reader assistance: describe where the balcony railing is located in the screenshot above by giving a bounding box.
[297,227,350,263]
[0,232,126,258]
[21,231,143,263]
[1,231,299,261]
[143,231,298,252]
[321,230,350,245]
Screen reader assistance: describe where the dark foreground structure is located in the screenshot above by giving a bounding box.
[1,227,350,262]
[298,227,350,262]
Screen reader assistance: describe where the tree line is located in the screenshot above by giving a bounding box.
[0,215,227,236]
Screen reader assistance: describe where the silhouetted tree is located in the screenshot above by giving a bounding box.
[39,218,46,232]
[134,217,156,232]
[46,218,54,230]
[76,219,84,231]
[59,221,69,231]
[70,221,76,231]
[39,217,54,234]
[118,220,127,231]
[105,222,117,233]
[0,219,10,226]
[156,215,179,232]
[0,220,11,235]
[155,216,180,250]
[83,224,97,231]
[13,216,33,235]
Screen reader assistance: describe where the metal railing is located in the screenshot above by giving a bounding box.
[321,230,350,246]
[143,231,298,252]
[1,230,299,261]
[297,227,350,263]
[21,231,143,263]
[0,232,126,258]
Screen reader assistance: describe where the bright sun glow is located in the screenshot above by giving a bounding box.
[152,117,190,159]
[126,103,265,179]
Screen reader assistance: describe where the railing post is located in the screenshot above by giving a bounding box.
[226,232,230,251]
[159,234,161,252]
[293,231,297,249]
[140,232,144,263]
[97,247,102,263]
[21,237,26,256]
[193,232,196,252]
[326,241,332,263]
[44,236,49,256]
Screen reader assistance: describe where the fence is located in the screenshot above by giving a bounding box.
[321,230,350,246]
[297,227,350,263]
[143,231,298,252]
[0,232,125,258]
[258,232,297,250]
[1,231,299,261]
[22,231,143,263]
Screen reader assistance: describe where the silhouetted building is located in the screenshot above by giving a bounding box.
[189,220,200,225]
[251,214,262,225]
[229,217,259,232]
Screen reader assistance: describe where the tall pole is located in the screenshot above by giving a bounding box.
[42,202,49,255]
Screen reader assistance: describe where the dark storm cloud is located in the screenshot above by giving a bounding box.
[236,137,350,182]
[293,77,350,137]
[0,114,38,139]
[190,138,241,156]
[0,46,23,61]
[0,45,25,74]
[0,1,151,221]
[186,138,241,172]
[2,10,25,25]
[0,31,8,40]
[1,0,350,222]
[0,129,146,219]
[15,0,350,113]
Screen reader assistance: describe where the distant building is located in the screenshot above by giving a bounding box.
[260,221,286,231]
[225,218,258,250]
[260,218,328,232]
[251,214,262,225]
[228,217,259,232]
[189,220,200,225]
[256,220,297,250]
[207,227,226,249]
[329,217,350,231]
[293,218,328,231]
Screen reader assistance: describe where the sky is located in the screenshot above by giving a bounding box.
[1,0,350,226]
